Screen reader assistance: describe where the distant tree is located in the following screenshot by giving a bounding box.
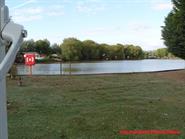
[99,43,110,60]
[124,45,143,59]
[144,51,150,59]
[155,48,168,58]
[162,0,185,59]
[82,40,100,60]
[116,44,126,60]
[167,52,176,59]
[125,45,133,59]
[20,39,36,52]
[51,43,61,55]
[134,46,144,59]
[35,39,52,55]
[146,51,157,59]
[106,45,123,60]
[61,38,83,61]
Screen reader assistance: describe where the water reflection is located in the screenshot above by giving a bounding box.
[17,59,185,75]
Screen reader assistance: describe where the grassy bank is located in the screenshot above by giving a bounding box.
[7,70,185,139]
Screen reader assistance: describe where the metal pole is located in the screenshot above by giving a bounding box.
[60,48,63,76]
[0,0,6,29]
[0,0,26,138]
[60,60,62,75]
[0,0,5,6]
[0,0,8,138]
[0,42,8,139]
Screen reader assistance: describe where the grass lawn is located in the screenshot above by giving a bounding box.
[7,70,185,139]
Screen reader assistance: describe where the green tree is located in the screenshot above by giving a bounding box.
[162,0,185,59]
[61,38,83,61]
[155,48,168,58]
[124,45,143,59]
[116,44,126,60]
[20,39,36,52]
[35,39,52,56]
[106,45,124,60]
[135,46,144,59]
[99,43,110,60]
[51,43,61,55]
[82,40,100,60]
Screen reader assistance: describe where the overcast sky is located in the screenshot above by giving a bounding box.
[7,0,172,50]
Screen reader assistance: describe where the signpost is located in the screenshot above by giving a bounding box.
[0,0,27,139]
[24,53,35,75]
[24,53,36,66]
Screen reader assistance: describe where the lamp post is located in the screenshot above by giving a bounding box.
[0,0,27,138]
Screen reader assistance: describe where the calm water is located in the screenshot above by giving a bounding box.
[17,59,185,75]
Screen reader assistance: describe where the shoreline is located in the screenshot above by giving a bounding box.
[16,69,185,77]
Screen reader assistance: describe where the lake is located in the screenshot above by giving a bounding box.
[17,59,185,75]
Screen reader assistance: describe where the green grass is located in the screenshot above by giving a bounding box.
[7,71,185,139]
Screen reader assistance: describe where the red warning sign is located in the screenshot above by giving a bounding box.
[24,54,35,66]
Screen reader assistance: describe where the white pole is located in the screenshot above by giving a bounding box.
[0,0,26,138]
[0,45,8,139]
[0,0,4,6]
[0,0,8,138]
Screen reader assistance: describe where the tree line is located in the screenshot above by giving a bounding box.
[19,38,144,62]
[144,48,175,59]
[61,38,144,61]
[18,37,175,63]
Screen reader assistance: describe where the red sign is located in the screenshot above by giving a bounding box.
[24,54,35,66]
